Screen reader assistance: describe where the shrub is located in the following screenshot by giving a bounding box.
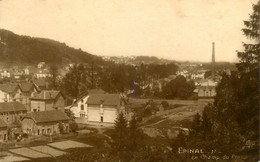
[70,122,78,133]
[58,122,64,134]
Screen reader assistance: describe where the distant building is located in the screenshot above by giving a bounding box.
[70,92,126,124]
[35,70,52,79]
[196,42,220,99]
[21,110,70,136]
[0,102,27,125]
[176,70,189,78]
[37,62,46,69]
[196,79,217,98]
[0,70,11,78]
[30,90,65,112]
[190,70,206,80]
[24,68,30,75]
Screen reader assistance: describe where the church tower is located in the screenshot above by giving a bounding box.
[211,42,215,79]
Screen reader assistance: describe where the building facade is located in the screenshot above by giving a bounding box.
[71,93,126,124]
[0,119,8,142]
[21,110,70,136]
[0,102,27,125]
[18,83,39,110]
[30,90,65,112]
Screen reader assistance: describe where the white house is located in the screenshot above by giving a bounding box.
[35,70,52,79]
[0,70,11,78]
[37,62,46,69]
[196,79,218,98]
[70,92,126,124]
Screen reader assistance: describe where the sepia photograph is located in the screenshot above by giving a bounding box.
[0,0,259,161]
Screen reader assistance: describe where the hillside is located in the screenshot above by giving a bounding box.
[0,29,104,65]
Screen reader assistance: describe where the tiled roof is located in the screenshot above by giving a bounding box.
[200,79,217,87]
[0,83,18,93]
[25,110,70,123]
[19,83,35,93]
[32,79,46,87]
[31,90,61,100]
[86,94,121,106]
[73,89,106,105]
[0,102,27,113]
[87,89,105,94]
[0,119,7,128]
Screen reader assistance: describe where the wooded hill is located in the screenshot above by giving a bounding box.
[0,29,105,65]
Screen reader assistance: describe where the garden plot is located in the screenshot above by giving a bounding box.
[9,147,51,159]
[30,145,66,157]
[48,140,93,150]
[0,151,29,162]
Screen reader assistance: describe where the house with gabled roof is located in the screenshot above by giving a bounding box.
[0,102,27,125]
[70,91,126,124]
[18,83,39,109]
[30,90,65,112]
[21,110,70,136]
[0,83,22,102]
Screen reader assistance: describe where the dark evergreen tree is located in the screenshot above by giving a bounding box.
[128,115,143,151]
[112,112,128,153]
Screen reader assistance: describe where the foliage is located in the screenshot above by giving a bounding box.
[0,29,104,64]
[58,122,64,134]
[161,101,169,109]
[161,75,195,99]
[69,122,78,133]
[62,64,90,99]
[110,113,144,161]
[49,63,59,90]
[175,2,260,161]
[111,113,128,153]
[128,115,144,151]
[143,99,159,117]
[65,109,75,120]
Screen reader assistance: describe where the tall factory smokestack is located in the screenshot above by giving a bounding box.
[211,42,215,79]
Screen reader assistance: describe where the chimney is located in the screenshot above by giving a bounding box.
[212,42,215,79]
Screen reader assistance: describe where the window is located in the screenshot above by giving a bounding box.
[81,105,84,110]
[42,129,45,135]
[47,128,51,134]
[4,94,7,101]
[80,113,85,118]
[100,116,103,122]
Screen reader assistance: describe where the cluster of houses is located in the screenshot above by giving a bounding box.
[0,80,129,142]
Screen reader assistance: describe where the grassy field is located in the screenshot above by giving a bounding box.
[141,99,208,138]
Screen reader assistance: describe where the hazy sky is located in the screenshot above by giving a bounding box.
[0,0,257,62]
